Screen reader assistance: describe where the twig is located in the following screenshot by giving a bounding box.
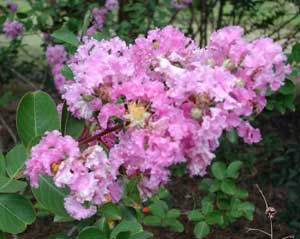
[12,234,18,239]
[79,123,126,146]
[0,114,17,143]
[255,184,269,209]
[281,235,295,239]
[246,227,271,237]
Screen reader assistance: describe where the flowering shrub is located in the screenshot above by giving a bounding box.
[0,1,297,239]
[23,25,289,224]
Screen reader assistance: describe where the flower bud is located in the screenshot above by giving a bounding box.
[191,107,202,120]
[206,59,215,67]
[235,77,245,88]
[222,58,235,71]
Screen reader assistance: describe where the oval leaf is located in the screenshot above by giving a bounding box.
[77,227,107,239]
[194,221,210,239]
[16,91,60,147]
[226,161,242,179]
[0,177,27,193]
[211,161,227,180]
[61,102,85,138]
[0,194,36,233]
[110,220,143,239]
[5,144,27,179]
[32,175,70,218]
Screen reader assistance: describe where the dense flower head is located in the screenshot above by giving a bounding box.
[45,45,68,93]
[6,2,18,13]
[28,25,290,220]
[2,19,23,39]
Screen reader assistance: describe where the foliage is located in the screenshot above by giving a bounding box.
[0,0,298,238]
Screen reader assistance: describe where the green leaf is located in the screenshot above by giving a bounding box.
[0,194,36,233]
[0,177,27,193]
[81,10,92,38]
[279,79,295,95]
[51,28,79,47]
[143,215,161,226]
[5,144,27,179]
[110,220,143,239]
[32,175,70,218]
[235,188,248,199]
[132,231,153,239]
[164,218,184,232]
[0,154,5,176]
[289,42,300,63]
[226,161,243,179]
[194,221,210,239]
[220,179,237,196]
[149,200,167,217]
[61,102,85,138]
[16,91,60,147]
[99,202,122,220]
[208,180,220,193]
[230,198,243,218]
[240,202,255,221]
[61,65,74,80]
[206,211,224,226]
[199,178,213,191]
[166,209,180,218]
[201,196,214,215]
[77,227,107,239]
[211,161,227,180]
[226,129,237,144]
[187,210,204,221]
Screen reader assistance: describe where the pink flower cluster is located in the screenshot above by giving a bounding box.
[27,26,289,220]
[45,45,69,93]
[2,19,23,39]
[26,131,122,220]
[87,1,118,36]
[171,0,192,9]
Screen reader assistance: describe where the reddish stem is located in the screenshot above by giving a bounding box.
[79,124,125,146]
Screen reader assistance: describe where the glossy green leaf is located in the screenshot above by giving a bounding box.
[6,144,27,179]
[16,91,60,147]
[110,220,143,239]
[206,211,224,226]
[99,202,122,220]
[279,79,295,95]
[77,227,107,239]
[132,231,153,239]
[61,65,74,80]
[149,200,167,217]
[194,221,210,239]
[166,209,180,218]
[61,102,85,138]
[201,197,214,215]
[226,161,243,179]
[240,202,255,220]
[32,175,70,218]
[0,154,5,176]
[0,194,36,233]
[220,179,237,196]
[0,177,27,193]
[143,215,161,226]
[187,210,204,221]
[52,28,79,47]
[211,161,227,180]
[164,218,184,232]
